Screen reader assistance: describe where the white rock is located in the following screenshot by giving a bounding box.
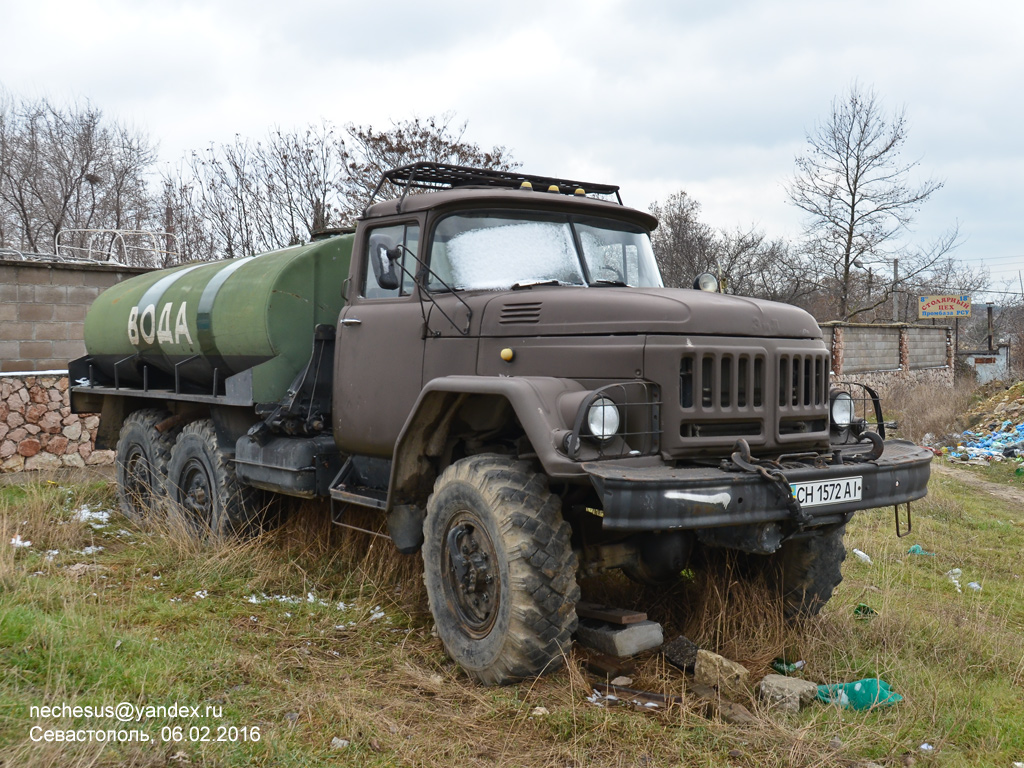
[759,674,819,713]
[694,649,750,700]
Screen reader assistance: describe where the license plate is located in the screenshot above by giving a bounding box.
[790,477,862,508]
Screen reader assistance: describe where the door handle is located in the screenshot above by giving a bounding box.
[340,318,362,326]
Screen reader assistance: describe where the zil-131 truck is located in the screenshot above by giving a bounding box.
[70,163,931,684]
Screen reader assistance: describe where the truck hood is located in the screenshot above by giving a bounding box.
[478,287,822,339]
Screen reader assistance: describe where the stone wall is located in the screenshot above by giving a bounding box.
[0,258,151,373]
[822,322,954,398]
[0,374,113,472]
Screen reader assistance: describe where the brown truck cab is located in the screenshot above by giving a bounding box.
[71,163,932,685]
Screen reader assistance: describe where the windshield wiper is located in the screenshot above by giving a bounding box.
[511,279,564,290]
[592,279,628,287]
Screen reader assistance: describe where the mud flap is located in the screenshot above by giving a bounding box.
[388,503,426,554]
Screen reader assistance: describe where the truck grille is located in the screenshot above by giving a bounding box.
[778,353,827,408]
[677,348,829,444]
[680,352,766,410]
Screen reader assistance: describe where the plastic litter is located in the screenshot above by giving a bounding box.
[852,549,873,564]
[943,418,1024,462]
[919,743,935,752]
[816,678,903,710]
[854,603,878,618]
[771,658,806,675]
[967,581,982,591]
[946,568,963,593]
[907,544,935,556]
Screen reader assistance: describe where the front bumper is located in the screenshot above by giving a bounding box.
[583,439,932,531]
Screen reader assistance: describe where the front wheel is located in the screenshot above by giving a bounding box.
[776,524,847,617]
[423,455,580,685]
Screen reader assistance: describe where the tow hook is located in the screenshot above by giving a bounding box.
[731,439,812,530]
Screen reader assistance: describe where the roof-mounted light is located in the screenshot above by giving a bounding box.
[693,272,719,292]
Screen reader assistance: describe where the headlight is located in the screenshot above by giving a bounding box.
[693,272,719,292]
[586,397,620,440]
[830,391,855,429]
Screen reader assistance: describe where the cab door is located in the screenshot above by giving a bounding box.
[333,222,425,457]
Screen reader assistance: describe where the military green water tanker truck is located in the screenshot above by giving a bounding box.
[70,163,932,684]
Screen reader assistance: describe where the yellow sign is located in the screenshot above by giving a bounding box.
[918,295,971,319]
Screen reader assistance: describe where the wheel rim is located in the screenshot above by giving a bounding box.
[442,511,501,638]
[179,458,214,527]
[123,444,152,515]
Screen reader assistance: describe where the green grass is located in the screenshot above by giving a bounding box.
[1,470,1023,767]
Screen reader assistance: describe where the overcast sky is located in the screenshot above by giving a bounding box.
[2,0,1021,296]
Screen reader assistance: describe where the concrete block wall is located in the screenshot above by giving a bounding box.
[837,327,901,373]
[0,258,151,373]
[822,322,954,397]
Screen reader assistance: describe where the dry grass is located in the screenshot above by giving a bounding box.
[2,467,1023,767]
[883,378,979,444]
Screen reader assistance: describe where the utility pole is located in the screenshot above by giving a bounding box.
[987,302,994,351]
[892,257,899,323]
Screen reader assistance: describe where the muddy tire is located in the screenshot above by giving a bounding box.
[167,419,263,537]
[115,409,180,522]
[777,524,847,617]
[423,454,580,685]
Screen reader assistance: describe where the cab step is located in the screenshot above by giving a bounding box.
[329,455,391,511]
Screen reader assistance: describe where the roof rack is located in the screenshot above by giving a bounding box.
[365,162,623,214]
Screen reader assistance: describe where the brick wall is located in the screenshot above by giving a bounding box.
[0,258,151,373]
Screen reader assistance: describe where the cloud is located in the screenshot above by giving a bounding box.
[1,0,1021,290]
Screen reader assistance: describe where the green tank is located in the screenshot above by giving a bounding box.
[82,233,353,403]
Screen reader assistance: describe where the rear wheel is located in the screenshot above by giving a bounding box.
[776,524,847,617]
[423,455,579,685]
[115,409,180,522]
[167,419,263,537]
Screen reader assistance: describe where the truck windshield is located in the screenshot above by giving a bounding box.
[427,212,663,291]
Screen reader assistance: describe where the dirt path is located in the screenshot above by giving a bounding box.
[931,461,1024,507]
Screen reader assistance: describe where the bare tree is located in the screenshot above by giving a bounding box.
[648,190,816,304]
[716,226,816,304]
[648,191,716,288]
[786,85,960,321]
[165,114,517,261]
[162,123,349,260]
[0,91,156,256]
[341,113,518,219]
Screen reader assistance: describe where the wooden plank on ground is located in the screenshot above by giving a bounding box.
[576,601,647,625]
[579,650,636,678]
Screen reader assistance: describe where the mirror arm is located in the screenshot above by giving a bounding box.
[394,244,473,337]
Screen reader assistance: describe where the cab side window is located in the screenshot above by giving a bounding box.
[362,223,420,299]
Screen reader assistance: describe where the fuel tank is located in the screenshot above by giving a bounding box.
[82,233,353,403]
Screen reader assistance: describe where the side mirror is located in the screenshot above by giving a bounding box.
[368,234,401,291]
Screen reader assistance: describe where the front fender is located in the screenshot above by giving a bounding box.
[386,376,588,512]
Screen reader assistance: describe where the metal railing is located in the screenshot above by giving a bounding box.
[54,229,181,266]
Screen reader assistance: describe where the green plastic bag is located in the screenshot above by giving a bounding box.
[816,678,903,710]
